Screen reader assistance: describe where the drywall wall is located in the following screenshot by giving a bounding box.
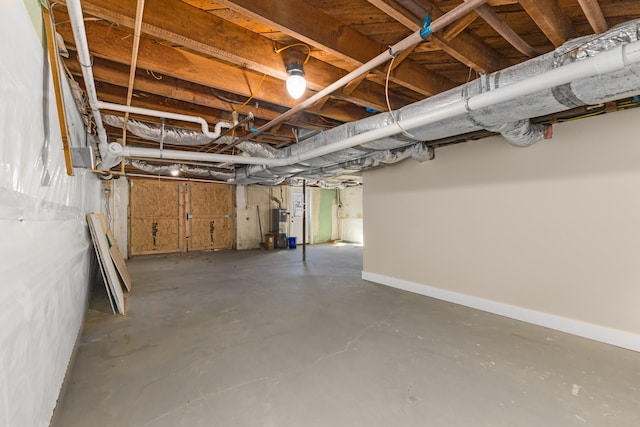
[338,186,363,243]
[107,177,129,259]
[0,2,102,426]
[363,107,640,352]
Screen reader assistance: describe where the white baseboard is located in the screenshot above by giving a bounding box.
[362,271,640,353]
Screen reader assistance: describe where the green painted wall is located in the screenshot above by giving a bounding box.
[313,189,336,243]
[23,0,44,42]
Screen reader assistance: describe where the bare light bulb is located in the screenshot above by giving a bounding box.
[286,63,306,99]
[170,166,180,176]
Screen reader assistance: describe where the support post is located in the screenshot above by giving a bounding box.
[302,180,306,262]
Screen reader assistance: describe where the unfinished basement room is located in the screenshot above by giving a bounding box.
[3,0,640,426]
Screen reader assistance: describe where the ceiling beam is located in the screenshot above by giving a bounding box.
[577,0,608,34]
[214,0,456,96]
[65,57,368,129]
[517,0,578,46]
[65,58,273,121]
[368,0,510,72]
[56,0,413,112]
[442,12,478,41]
[56,20,370,124]
[473,3,539,57]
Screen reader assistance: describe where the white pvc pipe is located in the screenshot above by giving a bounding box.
[66,0,107,146]
[118,39,640,168]
[98,102,234,140]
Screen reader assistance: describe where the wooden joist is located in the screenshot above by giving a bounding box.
[518,0,578,46]
[215,0,456,96]
[57,0,413,114]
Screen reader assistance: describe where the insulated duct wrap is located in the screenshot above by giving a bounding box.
[112,20,640,185]
[555,21,640,65]
[128,159,234,181]
[233,142,434,185]
[236,141,283,158]
[482,120,547,148]
[284,178,348,189]
[242,19,640,182]
[102,114,226,146]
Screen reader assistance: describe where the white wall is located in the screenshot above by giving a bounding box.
[338,186,363,243]
[0,2,102,426]
[363,108,640,352]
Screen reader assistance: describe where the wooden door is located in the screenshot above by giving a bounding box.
[187,182,234,251]
[288,187,311,243]
[129,179,184,255]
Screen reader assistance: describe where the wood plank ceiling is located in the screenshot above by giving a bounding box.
[52,0,640,176]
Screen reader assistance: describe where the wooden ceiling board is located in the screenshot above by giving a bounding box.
[304,0,396,24]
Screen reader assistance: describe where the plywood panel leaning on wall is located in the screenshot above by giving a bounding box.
[87,213,126,314]
[97,213,132,292]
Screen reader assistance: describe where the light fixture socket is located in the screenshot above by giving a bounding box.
[285,62,306,99]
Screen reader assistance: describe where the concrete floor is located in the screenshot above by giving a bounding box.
[54,245,640,427]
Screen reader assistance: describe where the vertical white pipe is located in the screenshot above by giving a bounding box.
[65,0,107,146]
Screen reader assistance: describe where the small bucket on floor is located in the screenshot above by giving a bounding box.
[288,237,297,249]
[264,234,275,250]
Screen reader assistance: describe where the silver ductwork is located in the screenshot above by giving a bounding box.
[90,19,640,185]
[103,115,231,146]
[231,19,640,184]
[128,159,234,181]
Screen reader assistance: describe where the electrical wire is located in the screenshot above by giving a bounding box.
[211,88,245,105]
[146,69,163,80]
[274,43,312,64]
[237,73,267,111]
[384,54,415,139]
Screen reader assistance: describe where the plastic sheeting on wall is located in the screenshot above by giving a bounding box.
[0,1,102,426]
